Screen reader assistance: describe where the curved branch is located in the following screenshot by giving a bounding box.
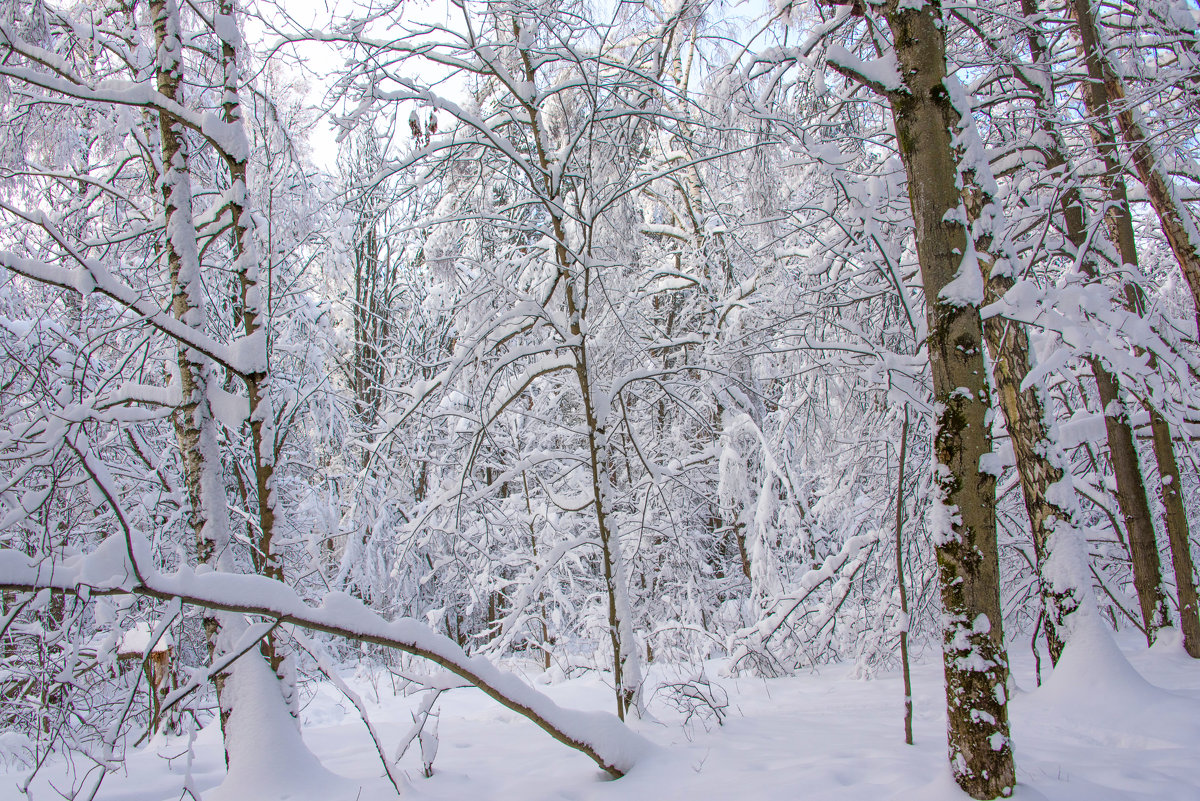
[0,551,649,778]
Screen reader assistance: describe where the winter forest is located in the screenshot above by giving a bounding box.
[1,0,1200,798]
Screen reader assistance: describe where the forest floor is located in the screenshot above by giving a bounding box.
[5,624,1199,801]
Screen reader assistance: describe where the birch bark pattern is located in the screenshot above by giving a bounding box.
[149,0,229,724]
[214,1,290,680]
[963,180,1079,664]
[882,2,1014,795]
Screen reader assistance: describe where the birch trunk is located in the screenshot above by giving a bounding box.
[149,0,235,739]
[214,1,288,680]
[962,180,1080,664]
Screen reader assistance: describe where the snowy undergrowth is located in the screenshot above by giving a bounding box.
[5,630,1197,801]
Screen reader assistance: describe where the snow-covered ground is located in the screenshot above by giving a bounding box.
[5,626,1198,801]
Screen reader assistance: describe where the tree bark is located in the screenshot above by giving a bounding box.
[882,2,1015,795]
[149,0,230,722]
[1071,0,1173,644]
[963,179,1079,665]
[1014,2,1164,649]
[1147,406,1200,656]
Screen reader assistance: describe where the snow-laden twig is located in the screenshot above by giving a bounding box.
[292,630,405,796]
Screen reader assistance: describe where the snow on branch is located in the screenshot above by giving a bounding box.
[0,25,248,161]
[730,532,881,675]
[0,248,255,378]
[825,44,903,96]
[0,550,651,778]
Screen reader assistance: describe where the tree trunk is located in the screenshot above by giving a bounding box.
[504,9,642,718]
[575,338,642,720]
[1070,0,1200,659]
[894,406,913,746]
[882,2,1015,795]
[962,180,1079,665]
[215,0,290,684]
[1147,406,1200,656]
[1071,0,1172,644]
[1017,0,1170,649]
[149,0,230,727]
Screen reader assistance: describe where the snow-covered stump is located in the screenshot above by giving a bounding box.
[117,622,178,736]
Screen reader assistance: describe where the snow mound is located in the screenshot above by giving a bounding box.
[890,768,1050,800]
[206,650,359,801]
[117,621,172,656]
[1025,617,1200,747]
[1146,627,1197,666]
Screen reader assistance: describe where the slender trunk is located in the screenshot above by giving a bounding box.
[894,406,913,746]
[508,13,641,718]
[882,2,1014,795]
[149,0,229,726]
[574,340,640,719]
[521,472,554,671]
[1147,407,1200,656]
[1070,0,1200,659]
[1091,365,1169,641]
[1018,0,1176,648]
[734,519,752,582]
[962,179,1079,664]
[1072,0,1172,643]
[215,1,287,679]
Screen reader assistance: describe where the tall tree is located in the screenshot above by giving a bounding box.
[829,1,1015,795]
[1070,0,1200,658]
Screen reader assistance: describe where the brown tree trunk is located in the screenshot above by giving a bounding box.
[882,2,1015,795]
[894,407,914,745]
[1016,0,1181,650]
[1072,0,1172,644]
[1147,407,1200,656]
[504,11,642,719]
[1069,0,1200,659]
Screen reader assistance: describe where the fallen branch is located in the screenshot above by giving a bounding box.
[0,549,649,778]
